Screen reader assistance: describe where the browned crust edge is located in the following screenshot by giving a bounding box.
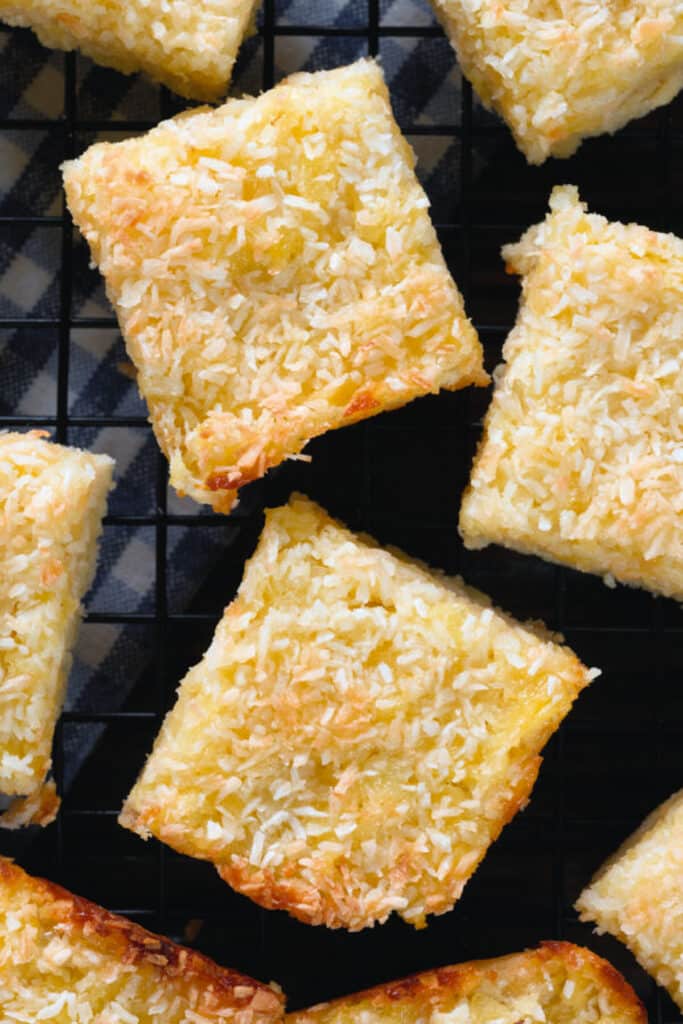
[0,857,284,1018]
[286,942,646,1023]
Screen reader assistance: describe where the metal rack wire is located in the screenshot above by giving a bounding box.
[1,2,682,1021]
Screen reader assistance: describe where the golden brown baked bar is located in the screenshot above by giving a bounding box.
[577,789,683,1013]
[430,0,683,163]
[460,185,683,601]
[0,0,258,101]
[0,857,284,1023]
[121,494,593,931]
[0,431,113,813]
[287,942,646,1024]
[63,60,487,513]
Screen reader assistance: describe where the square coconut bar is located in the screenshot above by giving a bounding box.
[577,789,683,1013]
[121,494,593,931]
[63,60,487,514]
[0,431,113,819]
[0,0,258,101]
[430,1,683,163]
[460,186,683,602]
[288,942,646,1024]
[0,857,284,1023]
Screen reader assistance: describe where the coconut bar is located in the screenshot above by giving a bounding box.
[0,0,257,101]
[460,186,683,601]
[0,431,112,819]
[288,942,645,1024]
[577,789,683,1013]
[0,857,284,1024]
[430,0,683,163]
[121,494,592,931]
[63,60,486,514]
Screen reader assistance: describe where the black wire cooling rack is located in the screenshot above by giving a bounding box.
[1,2,683,1021]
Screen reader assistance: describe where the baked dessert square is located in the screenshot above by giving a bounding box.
[0,857,284,1023]
[121,494,593,931]
[430,1,683,163]
[0,0,258,101]
[63,60,487,514]
[287,942,645,1024]
[0,431,113,815]
[460,186,683,602]
[577,789,683,1013]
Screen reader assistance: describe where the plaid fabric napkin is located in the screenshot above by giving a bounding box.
[0,0,478,799]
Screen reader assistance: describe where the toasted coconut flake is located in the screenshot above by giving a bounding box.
[121,494,592,931]
[0,0,257,101]
[63,60,486,514]
[430,0,683,163]
[460,185,683,601]
[0,858,284,1023]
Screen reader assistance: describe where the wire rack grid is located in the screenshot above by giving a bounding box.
[1,1,683,1021]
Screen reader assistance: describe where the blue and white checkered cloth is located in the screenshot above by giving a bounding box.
[0,0,483,795]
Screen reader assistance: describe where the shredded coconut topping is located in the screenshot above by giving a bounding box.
[121,495,591,931]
